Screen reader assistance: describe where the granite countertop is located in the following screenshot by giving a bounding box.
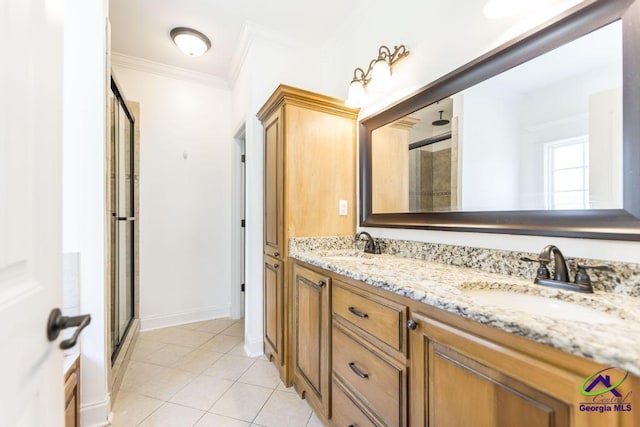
[289,243,640,376]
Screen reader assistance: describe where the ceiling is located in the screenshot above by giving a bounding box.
[109,0,364,80]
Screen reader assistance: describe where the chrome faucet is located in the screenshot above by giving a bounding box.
[354,231,381,254]
[521,245,611,293]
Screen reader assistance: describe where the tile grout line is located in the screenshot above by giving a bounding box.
[115,319,248,425]
[249,382,279,425]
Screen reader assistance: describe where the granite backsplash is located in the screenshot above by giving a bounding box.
[289,236,640,297]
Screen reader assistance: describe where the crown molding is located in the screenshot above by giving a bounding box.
[227,20,320,88]
[111,52,229,89]
[227,23,254,87]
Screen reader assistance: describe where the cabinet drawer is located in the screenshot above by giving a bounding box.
[332,378,379,427]
[333,323,406,427]
[333,281,406,353]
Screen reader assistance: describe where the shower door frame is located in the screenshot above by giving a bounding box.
[110,76,136,364]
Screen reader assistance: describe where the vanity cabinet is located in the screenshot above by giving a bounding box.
[258,85,358,384]
[289,259,639,427]
[292,264,331,417]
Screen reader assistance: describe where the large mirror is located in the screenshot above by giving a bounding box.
[360,0,640,240]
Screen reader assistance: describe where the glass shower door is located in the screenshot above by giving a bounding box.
[110,79,135,362]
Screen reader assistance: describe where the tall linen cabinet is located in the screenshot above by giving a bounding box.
[257,85,358,388]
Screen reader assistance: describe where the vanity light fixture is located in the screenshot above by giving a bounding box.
[345,45,409,108]
[170,27,211,57]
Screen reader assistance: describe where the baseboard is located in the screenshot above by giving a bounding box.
[80,394,110,427]
[244,334,264,358]
[140,305,230,331]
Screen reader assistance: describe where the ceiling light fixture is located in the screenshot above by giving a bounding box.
[345,45,409,108]
[170,27,211,57]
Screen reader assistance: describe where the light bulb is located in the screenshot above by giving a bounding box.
[174,34,208,56]
[346,80,365,108]
[369,59,392,92]
[170,28,211,57]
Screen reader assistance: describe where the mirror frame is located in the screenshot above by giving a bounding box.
[359,0,640,240]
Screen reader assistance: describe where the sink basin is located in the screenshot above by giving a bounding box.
[461,289,624,325]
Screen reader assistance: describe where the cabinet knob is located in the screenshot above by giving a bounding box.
[274,251,280,257]
[317,280,326,287]
[407,319,417,330]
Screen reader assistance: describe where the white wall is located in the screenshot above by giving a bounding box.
[111,64,234,330]
[458,87,519,211]
[63,0,110,425]
[316,0,640,264]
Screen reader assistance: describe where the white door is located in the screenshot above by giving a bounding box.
[0,0,65,425]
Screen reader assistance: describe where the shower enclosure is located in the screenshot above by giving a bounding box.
[109,77,135,362]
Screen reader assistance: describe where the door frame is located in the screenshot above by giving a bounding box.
[231,121,247,320]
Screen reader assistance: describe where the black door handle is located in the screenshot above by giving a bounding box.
[47,308,91,350]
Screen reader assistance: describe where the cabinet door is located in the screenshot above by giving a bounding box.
[264,255,284,365]
[409,312,570,427]
[293,264,331,416]
[263,110,284,259]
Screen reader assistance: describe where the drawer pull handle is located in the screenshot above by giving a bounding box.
[348,362,369,379]
[348,306,368,318]
[348,425,357,427]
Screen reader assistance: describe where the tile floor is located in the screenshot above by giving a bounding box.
[112,318,325,427]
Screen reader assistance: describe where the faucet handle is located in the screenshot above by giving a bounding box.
[574,264,613,287]
[520,257,551,280]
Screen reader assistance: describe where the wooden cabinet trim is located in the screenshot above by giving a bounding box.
[257,84,359,122]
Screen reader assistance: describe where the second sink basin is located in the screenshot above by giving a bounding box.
[461,288,624,325]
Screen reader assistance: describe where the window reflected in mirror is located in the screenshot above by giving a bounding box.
[371,20,622,214]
